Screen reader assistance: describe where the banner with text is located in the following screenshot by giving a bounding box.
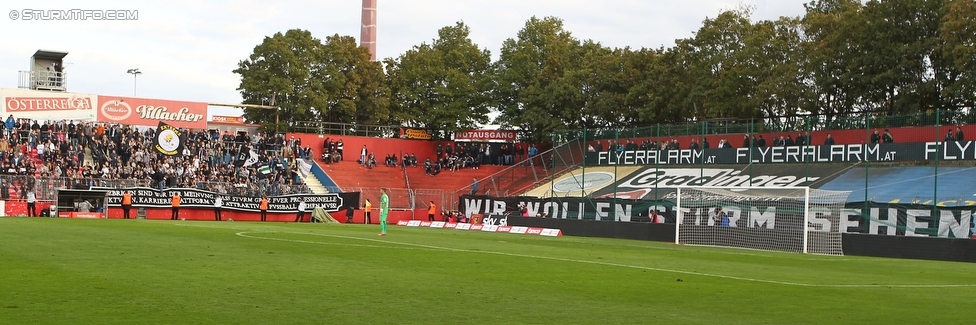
[98,96,208,129]
[400,128,433,140]
[586,142,976,166]
[103,187,359,213]
[454,129,517,142]
[0,87,98,121]
[458,195,976,239]
[549,164,975,204]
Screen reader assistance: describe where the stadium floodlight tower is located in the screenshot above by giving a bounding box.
[127,68,142,96]
[672,186,851,255]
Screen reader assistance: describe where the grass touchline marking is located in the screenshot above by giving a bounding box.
[236,231,976,288]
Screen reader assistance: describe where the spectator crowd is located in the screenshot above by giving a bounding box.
[2,115,311,199]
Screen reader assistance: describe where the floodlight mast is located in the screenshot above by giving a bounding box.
[126,68,142,96]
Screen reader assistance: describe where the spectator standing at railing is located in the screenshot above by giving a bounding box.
[483,144,492,165]
[956,127,965,141]
[505,144,514,165]
[945,130,955,142]
[882,129,894,143]
[528,144,538,166]
[870,130,881,144]
[336,139,344,161]
[798,132,810,146]
[5,115,14,137]
[360,145,368,165]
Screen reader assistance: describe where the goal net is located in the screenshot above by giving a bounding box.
[674,187,852,255]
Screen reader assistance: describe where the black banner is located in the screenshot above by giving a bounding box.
[586,141,976,166]
[459,195,976,239]
[102,187,359,213]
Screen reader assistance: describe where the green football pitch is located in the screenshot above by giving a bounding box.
[1,217,973,324]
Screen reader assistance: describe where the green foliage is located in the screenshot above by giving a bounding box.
[384,22,493,138]
[2,218,975,324]
[234,29,389,129]
[236,1,976,142]
[494,16,584,143]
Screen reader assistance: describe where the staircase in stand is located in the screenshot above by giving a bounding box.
[301,171,331,194]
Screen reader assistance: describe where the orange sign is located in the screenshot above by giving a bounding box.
[98,96,207,129]
[212,115,244,123]
[400,128,433,140]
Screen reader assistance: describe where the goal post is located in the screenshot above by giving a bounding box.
[673,186,852,255]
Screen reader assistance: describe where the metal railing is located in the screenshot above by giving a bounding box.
[543,109,976,206]
[193,181,312,196]
[18,70,66,91]
[289,121,400,138]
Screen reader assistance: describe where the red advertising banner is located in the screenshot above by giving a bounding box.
[98,96,208,129]
[454,129,517,142]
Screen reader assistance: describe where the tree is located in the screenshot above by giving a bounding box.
[800,0,866,125]
[940,0,976,109]
[696,10,757,120]
[384,22,493,137]
[234,30,389,130]
[748,17,810,129]
[319,34,390,125]
[234,29,327,131]
[856,0,952,114]
[495,16,582,142]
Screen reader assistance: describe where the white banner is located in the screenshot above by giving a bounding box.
[0,88,98,121]
[298,159,313,177]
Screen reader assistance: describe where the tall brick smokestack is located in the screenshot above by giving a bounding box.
[361,0,377,61]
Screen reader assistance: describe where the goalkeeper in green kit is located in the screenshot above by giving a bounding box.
[379,188,389,236]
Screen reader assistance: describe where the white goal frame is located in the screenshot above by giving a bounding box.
[673,186,847,255]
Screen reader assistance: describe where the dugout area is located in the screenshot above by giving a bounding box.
[56,189,110,216]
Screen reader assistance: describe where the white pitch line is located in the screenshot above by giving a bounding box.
[235,231,438,251]
[236,231,976,288]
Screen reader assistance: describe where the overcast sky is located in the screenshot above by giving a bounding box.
[0,0,813,118]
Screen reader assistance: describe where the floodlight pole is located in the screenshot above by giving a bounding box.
[126,68,141,96]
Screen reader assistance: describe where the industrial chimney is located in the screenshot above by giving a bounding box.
[361,0,377,61]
